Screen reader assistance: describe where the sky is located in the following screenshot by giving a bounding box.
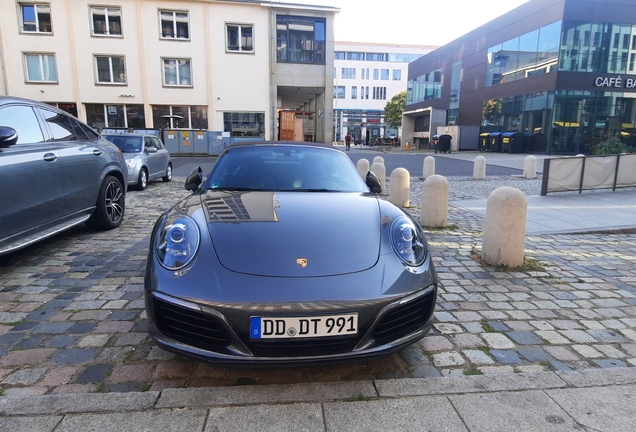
[280,0,530,46]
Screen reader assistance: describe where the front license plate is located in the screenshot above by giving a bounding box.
[250,314,358,339]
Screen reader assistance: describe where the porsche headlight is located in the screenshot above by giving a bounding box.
[390,216,427,266]
[156,216,200,270]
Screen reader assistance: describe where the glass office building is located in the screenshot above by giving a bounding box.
[404,0,636,154]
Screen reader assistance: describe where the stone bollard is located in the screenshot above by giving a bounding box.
[370,162,387,195]
[523,155,537,179]
[473,155,486,180]
[422,156,435,179]
[420,175,448,227]
[389,167,410,207]
[481,187,527,267]
[356,158,370,179]
[373,156,385,165]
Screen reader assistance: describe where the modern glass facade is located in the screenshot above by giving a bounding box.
[405,0,636,154]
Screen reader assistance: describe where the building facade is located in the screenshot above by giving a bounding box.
[403,0,636,154]
[0,0,338,143]
[333,42,435,143]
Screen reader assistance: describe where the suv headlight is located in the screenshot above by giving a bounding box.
[390,216,427,266]
[126,158,136,169]
[156,216,200,270]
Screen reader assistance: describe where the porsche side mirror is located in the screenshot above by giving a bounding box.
[0,126,18,148]
[366,171,382,194]
[185,167,203,191]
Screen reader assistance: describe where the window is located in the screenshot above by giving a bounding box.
[365,86,369,99]
[223,112,264,138]
[372,87,386,100]
[91,6,122,36]
[341,68,355,79]
[392,69,401,80]
[381,69,389,80]
[373,69,379,80]
[276,16,325,64]
[623,34,630,50]
[24,53,57,83]
[86,104,146,129]
[630,53,636,72]
[366,53,386,62]
[160,10,189,40]
[20,3,52,33]
[334,86,345,99]
[346,52,364,61]
[163,59,192,86]
[226,24,253,52]
[351,86,357,99]
[152,105,207,129]
[633,35,636,50]
[94,55,126,84]
[0,105,44,143]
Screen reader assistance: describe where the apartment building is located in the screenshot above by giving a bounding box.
[333,42,436,143]
[0,0,338,143]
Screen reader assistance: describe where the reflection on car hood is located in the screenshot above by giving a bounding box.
[199,190,381,277]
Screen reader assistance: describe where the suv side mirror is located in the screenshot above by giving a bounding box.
[185,167,203,191]
[146,146,158,153]
[0,126,18,148]
[365,171,382,194]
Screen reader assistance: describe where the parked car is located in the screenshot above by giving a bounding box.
[0,96,127,256]
[103,133,172,190]
[144,142,438,364]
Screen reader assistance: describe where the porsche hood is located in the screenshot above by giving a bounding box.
[200,190,382,277]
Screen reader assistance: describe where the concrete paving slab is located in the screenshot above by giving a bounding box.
[0,416,62,432]
[157,380,377,408]
[375,371,566,397]
[555,367,636,387]
[0,391,159,415]
[55,409,206,432]
[323,396,468,432]
[450,390,580,431]
[546,385,636,432]
[205,403,324,432]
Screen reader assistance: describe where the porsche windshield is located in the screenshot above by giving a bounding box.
[205,145,368,192]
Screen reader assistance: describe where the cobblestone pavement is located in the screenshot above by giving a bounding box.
[0,172,634,397]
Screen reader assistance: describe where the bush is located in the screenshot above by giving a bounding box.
[592,136,624,155]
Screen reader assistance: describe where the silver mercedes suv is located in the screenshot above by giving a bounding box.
[0,96,127,255]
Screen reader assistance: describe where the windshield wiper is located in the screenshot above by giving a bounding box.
[213,186,257,191]
[287,188,339,192]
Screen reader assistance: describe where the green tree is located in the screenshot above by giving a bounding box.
[384,91,407,128]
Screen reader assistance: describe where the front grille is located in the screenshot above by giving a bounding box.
[248,336,359,358]
[151,296,232,351]
[371,290,436,346]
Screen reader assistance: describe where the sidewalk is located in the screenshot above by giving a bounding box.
[452,188,636,234]
[1,367,635,431]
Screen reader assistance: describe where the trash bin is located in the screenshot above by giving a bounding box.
[525,132,547,153]
[488,132,504,152]
[479,132,490,152]
[432,135,441,153]
[436,134,452,153]
[501,132,525,153]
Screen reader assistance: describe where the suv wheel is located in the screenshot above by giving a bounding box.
[136,168,148,190]
[162,163,172,182]
[86,175,125,230]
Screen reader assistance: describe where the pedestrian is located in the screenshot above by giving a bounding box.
[345,132,352,151]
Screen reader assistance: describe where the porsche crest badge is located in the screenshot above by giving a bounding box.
[296,258,308,268]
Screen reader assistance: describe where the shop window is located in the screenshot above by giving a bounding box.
[223,112,264,137]
[226,24,253,52]
[24,53,57,83]
[91,6,122,37]
[160,10,189,40]
[94,55,126,84]
[20,3,52,33]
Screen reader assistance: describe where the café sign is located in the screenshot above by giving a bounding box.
[594,76,636,89]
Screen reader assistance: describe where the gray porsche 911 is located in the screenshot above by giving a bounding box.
[144,142,437,364]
